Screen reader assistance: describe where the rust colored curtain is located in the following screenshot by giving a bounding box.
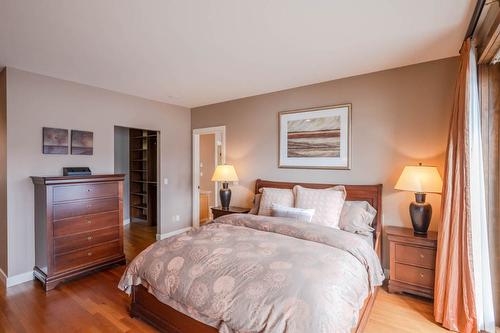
[434,39,478,333]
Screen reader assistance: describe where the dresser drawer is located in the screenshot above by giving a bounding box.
[53,211,119,237]
[394,263,434,288]
[53,197,118,220]
[395,243,436,269]
[54,240,121,272]
[53,182,118,202]
[54,226,120,254]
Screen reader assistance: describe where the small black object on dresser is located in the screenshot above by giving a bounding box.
[63,167,92,176]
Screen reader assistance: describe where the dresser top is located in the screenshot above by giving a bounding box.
[31,174,125,185]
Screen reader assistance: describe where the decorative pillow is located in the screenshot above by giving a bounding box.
[248,193,262,215]
[258,188,294,216]
[293,185,346,228]
[339,201,376,236]
[271,203,315,223]
[292,184,347,200]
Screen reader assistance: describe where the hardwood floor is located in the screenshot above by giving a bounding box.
[0,223,449,333]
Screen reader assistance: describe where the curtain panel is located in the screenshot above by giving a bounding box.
[434,38,495,333]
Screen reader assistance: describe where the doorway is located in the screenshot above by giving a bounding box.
[192,126,225,228]
[114,126,160,260]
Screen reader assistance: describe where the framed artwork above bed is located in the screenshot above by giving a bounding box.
[278,104,351,169]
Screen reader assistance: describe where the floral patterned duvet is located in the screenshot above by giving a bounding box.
[119,213,384,333]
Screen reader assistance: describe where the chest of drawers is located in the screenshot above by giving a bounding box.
[387,226,437,299]
[31,174,126,291]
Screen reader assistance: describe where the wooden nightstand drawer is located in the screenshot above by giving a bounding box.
[395,243,436,269]
[394,263,434,288]
[387,226,437,299]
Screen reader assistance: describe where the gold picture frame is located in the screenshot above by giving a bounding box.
[278,104,351,170]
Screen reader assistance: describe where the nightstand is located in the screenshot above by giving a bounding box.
[211,206,250,219]
[386,226,437,299]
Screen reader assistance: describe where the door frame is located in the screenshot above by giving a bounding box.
[192,126,226,228]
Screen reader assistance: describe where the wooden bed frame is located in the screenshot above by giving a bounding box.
[130,179,383,333]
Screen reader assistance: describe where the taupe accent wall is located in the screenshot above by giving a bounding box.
[0,68,7,275]
[5,68,191,276]
[192,57,459,268]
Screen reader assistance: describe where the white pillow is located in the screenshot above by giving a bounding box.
[293,185,345,229]
[271,203,315,223]
[339,201,376,236]
[258,188,294,216]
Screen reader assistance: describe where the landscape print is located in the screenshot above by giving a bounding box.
[287,116,341,158]
[42,127,68,154]
[71,130,93,155]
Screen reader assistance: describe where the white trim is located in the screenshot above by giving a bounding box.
[192,126,226,229]
[123,218,130,226]
[0,269,34,288]
[156,227,192,241]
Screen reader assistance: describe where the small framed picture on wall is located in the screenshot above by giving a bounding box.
[71,130,93,155]
[42,127,69,154]
[278,104,351,169]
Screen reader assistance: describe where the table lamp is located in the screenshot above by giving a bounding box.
[211,164,239,210]
[394,163,443,235]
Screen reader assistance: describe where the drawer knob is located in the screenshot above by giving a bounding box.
[420,273,424,278]
[87,236,93,241]
[87,220,92,224]
[87,252,92,256]
[87,189,91,192]
[420,254,425,259]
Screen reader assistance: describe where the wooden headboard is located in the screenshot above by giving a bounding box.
[254,179,383,257]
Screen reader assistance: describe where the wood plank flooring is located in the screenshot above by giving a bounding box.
[0,222,450,333]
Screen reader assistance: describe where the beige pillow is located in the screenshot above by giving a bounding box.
[248,193,262,215]
[293,185,346,228]
[257,188,294,216]
[339,201,376,236]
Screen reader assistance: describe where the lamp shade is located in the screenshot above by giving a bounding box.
[394,164,443,193]
[211,164,239,182]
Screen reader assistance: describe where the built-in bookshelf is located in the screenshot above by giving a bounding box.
[129,128,158,226]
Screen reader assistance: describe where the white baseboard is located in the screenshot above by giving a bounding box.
[0,269,34,288]
[156,227,192,241]
[123,218,130,226]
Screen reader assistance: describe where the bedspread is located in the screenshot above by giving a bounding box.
[119,214,384,333]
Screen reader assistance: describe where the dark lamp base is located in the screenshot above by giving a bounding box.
[409,192,432,235]
[219,182,231,210]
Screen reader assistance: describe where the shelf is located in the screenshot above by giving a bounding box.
[131,135,157,139]
[131,192,147,196]
[131,204,147,210]
[131,180,157,184]
[130,170,147,172]
[131,148,147,151]
[131,159,147,162]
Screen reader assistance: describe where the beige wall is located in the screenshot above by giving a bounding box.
[200,133,216,206]
[192,57,458,268]
[5,68,192,276]
[0,68,7,275]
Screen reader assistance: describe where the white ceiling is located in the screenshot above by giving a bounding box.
[0,1,475,108]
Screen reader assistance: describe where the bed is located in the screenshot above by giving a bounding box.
[119,179,383,333]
